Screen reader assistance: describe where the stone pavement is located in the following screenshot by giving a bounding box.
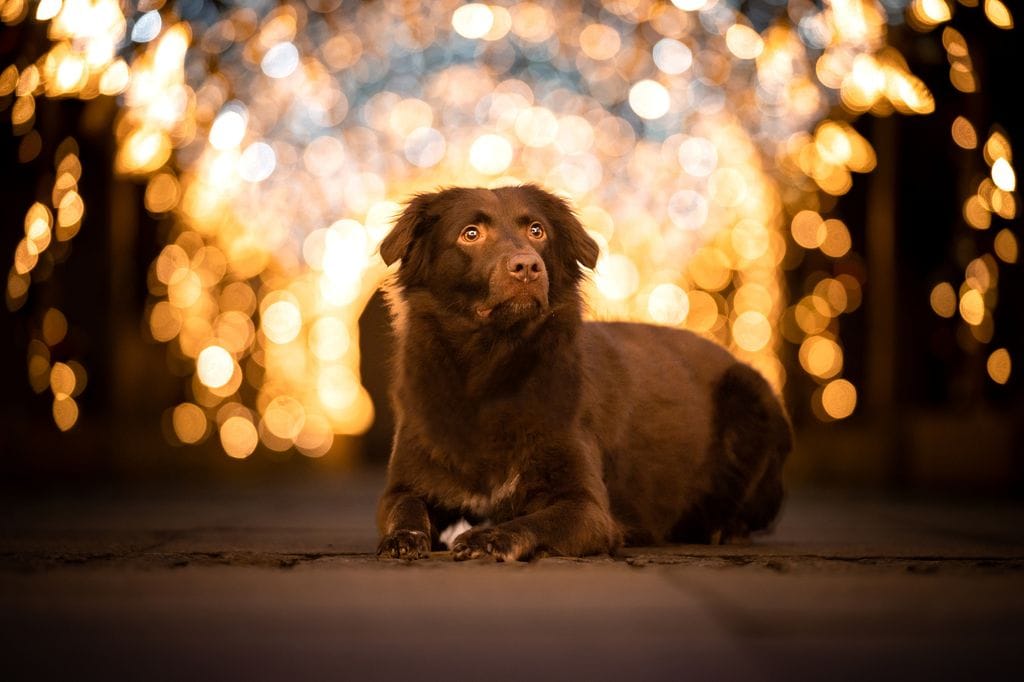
[2,471,1023,680]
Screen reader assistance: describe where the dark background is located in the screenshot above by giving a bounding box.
[1,11,1021,493]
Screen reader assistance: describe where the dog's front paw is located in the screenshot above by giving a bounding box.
[377,529,431,560]
[451,527,533,562]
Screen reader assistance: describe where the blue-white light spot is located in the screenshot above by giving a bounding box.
[238,142,276,183]
[261,43,300,79]
[131,11,163,44]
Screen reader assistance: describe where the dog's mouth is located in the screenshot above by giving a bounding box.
[475,292,547,322]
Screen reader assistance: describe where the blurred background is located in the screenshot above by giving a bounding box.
[0,0,1021,493]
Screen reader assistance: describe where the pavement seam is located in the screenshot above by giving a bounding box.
[2,550,1023,573]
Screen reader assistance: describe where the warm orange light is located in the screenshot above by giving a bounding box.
[984,0,1013,29]
[821,379,857,419]
[987,348,1011,384]
[991,158,1016,192]
[173,402,208,444]
[929,282,957,318]
[220,415,258,458]
[994,229,1018,264]
[959,289,985,326]
[579,23,620,61]
[951,116,977,149]
[14,0,961,454]
[196,345,235,388]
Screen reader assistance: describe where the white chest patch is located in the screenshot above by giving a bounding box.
[457,473,521,517]
[438,518,473,549]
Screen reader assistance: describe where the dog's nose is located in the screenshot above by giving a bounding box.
[507,253,543,282]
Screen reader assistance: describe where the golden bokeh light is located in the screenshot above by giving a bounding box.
[579,23,621,61]
[984,0,1013,29]
[959,289,986,326]
[965,256,996,293]
[145,172,181,214]
[219,415,258,459]
[791,211,826,250]
[49,361,76,399]
[35,0,60,23]
[149,301,183,342]
[732,311,772,353]
[27,346,50,394]
[909,0,952,27]
[683,290,719,334]
[67,360,87,397]
[820,379,857,420]
[594,254,640,302]
[799,336,843,379]
[725,24,764,60]
[993,229,1018,263]
[984,132,1012,165]
[647,284,690,327]
[819,219,852,258]
[172,402,208,444]
[986,348,1011,384]
[263,395,306,441]
[929,282,957,318]
[0,65,16,95]
[1,0,28,25]
[12,94,36,127]
[951,116,977,149]
[963,195,991,230]
[261,298,303,345]
[52,396,79,432]
[293,412,334,458]
[42,308,68,346]
[196,345,235,389]
[10,0,1001,447]
[469,133,514,175]
[991,157,1016,192]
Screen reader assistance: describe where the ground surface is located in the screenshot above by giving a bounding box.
[2,471,1023,681]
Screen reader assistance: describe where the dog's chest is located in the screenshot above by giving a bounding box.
[445,472,521,518]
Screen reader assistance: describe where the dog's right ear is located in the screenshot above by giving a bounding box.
[380,193,435,267]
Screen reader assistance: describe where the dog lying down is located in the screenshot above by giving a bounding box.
[376,184,791,561]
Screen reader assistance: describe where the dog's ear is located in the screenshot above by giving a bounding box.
[380,193,435,266]
[559,207,600,270]
[522,184,600,270]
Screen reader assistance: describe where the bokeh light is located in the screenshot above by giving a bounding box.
[820,378,858,420]
[4,0,1019,456]
[986,348,1012,385]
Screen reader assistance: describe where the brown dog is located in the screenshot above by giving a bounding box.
[376,184,790,561]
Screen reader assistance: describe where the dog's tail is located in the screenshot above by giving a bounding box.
[672,362,792,543]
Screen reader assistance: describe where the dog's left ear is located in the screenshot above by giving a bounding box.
[380,193,435,267]
[522,184,600,270]
[560,208,600,270]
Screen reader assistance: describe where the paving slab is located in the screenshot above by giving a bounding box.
[2,472,1023,680]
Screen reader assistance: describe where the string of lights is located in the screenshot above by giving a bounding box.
[1,0,1017,458]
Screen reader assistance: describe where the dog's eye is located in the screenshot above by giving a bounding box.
[528,222,545,239]
[460,226,481,243]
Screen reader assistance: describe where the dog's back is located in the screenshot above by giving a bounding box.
[579,322,790,545]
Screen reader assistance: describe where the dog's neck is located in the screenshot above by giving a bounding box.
[390,287,583,400]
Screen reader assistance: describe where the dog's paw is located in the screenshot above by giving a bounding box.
[377,529,431,560]
[451,526,532,562]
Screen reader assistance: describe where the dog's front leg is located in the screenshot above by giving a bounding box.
[377,487,433,559]
[451,494,621,562]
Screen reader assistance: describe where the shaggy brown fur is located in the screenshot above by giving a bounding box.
[376,185,791,561]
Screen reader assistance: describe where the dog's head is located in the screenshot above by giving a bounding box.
[380,185,599,328]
